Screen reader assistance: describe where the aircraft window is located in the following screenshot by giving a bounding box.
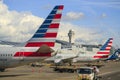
[3,54,5,56]
[11,54,12,56]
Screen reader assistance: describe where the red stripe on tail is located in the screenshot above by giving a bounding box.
[49,24,59,28]
[97,51,110,54]
[59,5,64,9]
[54,14,62,19]
[45,33,57,38]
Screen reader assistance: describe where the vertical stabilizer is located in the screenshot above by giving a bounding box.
[25,5,64,47]
[94,38,113,59]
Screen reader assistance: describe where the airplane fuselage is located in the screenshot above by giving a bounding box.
[0,5,64,72]
[72,53,97,62]
[0,47,50,69]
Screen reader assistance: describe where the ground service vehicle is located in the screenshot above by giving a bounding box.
[51,65,79,73]
[77,67,98,80]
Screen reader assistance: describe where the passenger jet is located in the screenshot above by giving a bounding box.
[0,5,64,72]
[73,38,113,62]
[46,38,113,65]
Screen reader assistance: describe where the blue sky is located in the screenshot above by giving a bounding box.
[3,0,120,28]
[1,0,120,47]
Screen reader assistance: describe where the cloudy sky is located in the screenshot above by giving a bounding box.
[0,0,120,48]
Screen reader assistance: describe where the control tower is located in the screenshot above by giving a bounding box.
[68,29,75,44]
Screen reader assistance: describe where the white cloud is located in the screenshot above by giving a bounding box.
[0,2,44,42]
[0,2,106,45]
[63,12,84,21]
[100,13,107,18]
[58,22,104,44]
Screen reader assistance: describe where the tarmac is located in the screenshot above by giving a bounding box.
[0,61,120,80]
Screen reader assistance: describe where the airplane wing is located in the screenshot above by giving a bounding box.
[0,40,25,46]
[56,39,72,49]
[0,40,21,45]
[56,39,69,45]
[56,55,78,63]
[45,50,79,64]
[0,39,71,47]
[46,56,77,64]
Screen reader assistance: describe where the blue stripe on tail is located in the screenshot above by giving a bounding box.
[100,38,113,50]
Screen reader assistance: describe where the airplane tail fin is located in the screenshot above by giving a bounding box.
[107,49,120,60]
[94,38,113,59]
[25,5,64,47]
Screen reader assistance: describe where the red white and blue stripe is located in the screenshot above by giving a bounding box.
[14,5,64,57]
[94,38,113,59]
[25,5,64,47]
